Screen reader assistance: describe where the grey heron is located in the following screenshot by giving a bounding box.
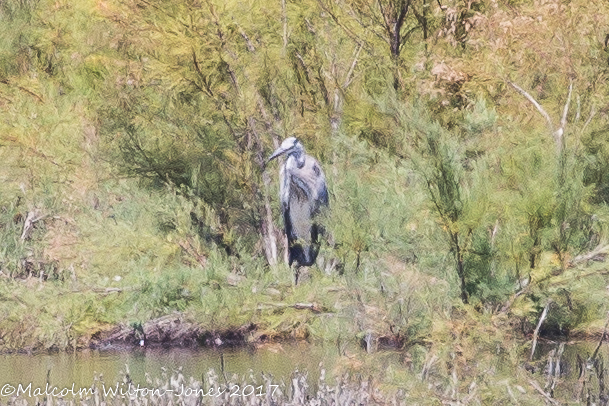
[267,137,329,268]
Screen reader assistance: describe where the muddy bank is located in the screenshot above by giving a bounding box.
[91,314,257,349]
[89,311,409,352]
[7,308,605,354]
[71,311,609,353]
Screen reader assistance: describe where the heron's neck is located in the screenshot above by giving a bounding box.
[291,150,305,168]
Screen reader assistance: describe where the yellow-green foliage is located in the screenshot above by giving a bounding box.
[2,0,609,403]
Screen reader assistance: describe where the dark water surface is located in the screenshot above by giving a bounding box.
[0,343,336,391]
[3,339,606,401]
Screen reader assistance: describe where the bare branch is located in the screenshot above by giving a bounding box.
[21,209,46,241]
[238,26,255,52]
[559,79,573,133]
[347,4,391,47]
[571,243,609,265]
[376,0,393,39]
[192,49,214,97]
[581,104,596,135]
[247,116,278,266]
[499,284,529,314]
[177,239,207,268]
[590,311,609,362]
[490,219,499,247]
[396,0,412,40]
[316,0,375,54]
[295,52,313,84]
[256,302,327,313]
[530,300,551,361]
[508,81,555,135]
[343,43,362,89]
[282,0,288,53]
[0,79,44,103]
[550,343,565,394]
[528,378,560,405]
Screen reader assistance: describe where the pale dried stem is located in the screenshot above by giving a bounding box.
[20,209,46,241]
[508,80,574,155]
[343,44,362,89]
[528,378,560,405]
[508,80,555,135]
[530,300,551,361]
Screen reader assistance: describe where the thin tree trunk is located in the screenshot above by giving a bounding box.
[262,184,279,265]
[530,236,540,269]
[453,232,468,304]
[208,14,279,266]
[388,0,410,90]
[256,96,287,264]
[248,117,279,266]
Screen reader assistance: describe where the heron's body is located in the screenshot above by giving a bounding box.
[268,138,328,267]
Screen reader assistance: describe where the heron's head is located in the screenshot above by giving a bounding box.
[267,137,304,162]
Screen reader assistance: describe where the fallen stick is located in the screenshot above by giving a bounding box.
[257,302,328,313]
[528,378,560,405]
[20,209,46,241]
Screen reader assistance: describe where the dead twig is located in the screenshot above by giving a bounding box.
[281,0,288,53]
[571,244,609,265]
[257,302,328,313]
[343,43,362,89]
[177,239,207,268]
[530,300,551,361]
[0,79,44,103]
[550,343,565,396]
[591,312,609,362]
[499,285,530,314]
[238,25,255,52]
[528,378,560,405]
[20,210,46,241]
[293,302,325,312]
[508,81,555,135]
[581,104,596,135]
[560,81,573,130]
[508,79,573,155]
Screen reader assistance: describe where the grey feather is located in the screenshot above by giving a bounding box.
[268,137,329,266]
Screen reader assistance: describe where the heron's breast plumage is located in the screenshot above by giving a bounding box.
[288,156,327,207]
[281,154,328,243]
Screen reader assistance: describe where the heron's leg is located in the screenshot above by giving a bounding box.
[294,266,300,286]
[293,265,312,285]
[284,233,290,265]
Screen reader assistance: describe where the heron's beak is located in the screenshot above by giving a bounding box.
[267,145,291,163]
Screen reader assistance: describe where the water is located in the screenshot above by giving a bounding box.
[3,339,605,403]
[0,343,335,391]
[530,339,609,401]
